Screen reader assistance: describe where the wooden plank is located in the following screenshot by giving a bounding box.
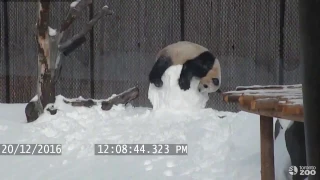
[223,84,302,104]
[236,84,302,91]
[239,106,303,122]
[222,84,304,122]
[260,115,275,180]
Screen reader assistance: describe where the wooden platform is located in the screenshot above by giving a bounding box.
[222,84,304,180]
[223,84,303,122]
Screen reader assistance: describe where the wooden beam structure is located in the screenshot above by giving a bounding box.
[222,84,304,180]
[223,84,303,122]
[260,115,275,180]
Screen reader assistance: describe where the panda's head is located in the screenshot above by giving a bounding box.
[198,58,221,93]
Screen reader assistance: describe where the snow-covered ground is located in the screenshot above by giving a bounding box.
[0,66,292,180]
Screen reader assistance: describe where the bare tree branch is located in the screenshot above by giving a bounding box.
[48,27,58,76]
[58,0,92,42]
[59,5,113,53]
[61,36,87,56]
[52,0,92,71]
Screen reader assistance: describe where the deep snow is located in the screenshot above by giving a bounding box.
[0,65,293,180]
[0,102,293,180]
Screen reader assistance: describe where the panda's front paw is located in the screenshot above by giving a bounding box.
[151,78,163,87]
[178,78,190,91]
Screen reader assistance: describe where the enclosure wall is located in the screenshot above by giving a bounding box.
[0,0,301,112]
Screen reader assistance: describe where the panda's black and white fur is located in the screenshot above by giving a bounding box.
[275,119,307,180]
[148,41,221,93]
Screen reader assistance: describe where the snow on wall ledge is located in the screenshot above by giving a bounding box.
[148,65,209,110]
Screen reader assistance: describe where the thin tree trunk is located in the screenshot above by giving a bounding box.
[26,0,54,122]
[25,0,114,122]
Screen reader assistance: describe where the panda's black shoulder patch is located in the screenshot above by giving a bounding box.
[184,51,216,78]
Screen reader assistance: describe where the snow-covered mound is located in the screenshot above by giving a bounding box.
[0,98,268,180]
[148,65,209,110]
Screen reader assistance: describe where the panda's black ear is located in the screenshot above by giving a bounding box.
[198,51,215,70]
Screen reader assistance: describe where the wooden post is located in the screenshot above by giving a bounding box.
[260,115,275,180]
[299,0,320,179]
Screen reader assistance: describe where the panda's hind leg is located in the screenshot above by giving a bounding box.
[149,56,172,87]
[178,64,194,91]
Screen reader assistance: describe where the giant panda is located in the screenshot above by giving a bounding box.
[275,119,307,180]
[148,41,221,93]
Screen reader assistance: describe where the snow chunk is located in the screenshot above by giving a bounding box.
[163,170,173,176]
[48,26,56,36]
[30,95,38,102]
[145,165,153,171]
[166,160,176,167]
[0,125,8,131]
[148,65,209,110]
[144,160,152,165]
[70,0,80,8]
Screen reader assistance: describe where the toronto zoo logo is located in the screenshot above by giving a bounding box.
[289,165,317,176]
[288,166,298,175]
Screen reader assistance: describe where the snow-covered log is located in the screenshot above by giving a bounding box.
[63,87,139,110]
[63,99,96,107]
[101,87,139,110]
[25,0,114,122]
